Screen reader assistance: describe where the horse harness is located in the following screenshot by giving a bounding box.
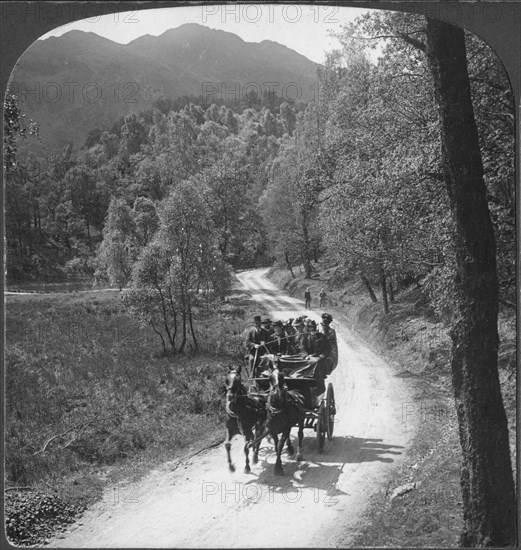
[226,384,265,432]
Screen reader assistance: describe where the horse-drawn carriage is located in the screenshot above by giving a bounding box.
[249,354,336,453]
[224,353,337,475]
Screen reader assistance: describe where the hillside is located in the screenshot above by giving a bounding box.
[9,24,319,154]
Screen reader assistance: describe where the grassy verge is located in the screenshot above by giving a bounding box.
[267,263,516,547]
[5,284,268,546]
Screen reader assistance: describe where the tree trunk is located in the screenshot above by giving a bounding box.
[388,274,395,303]
[379,268,389,314]
[284,251,295,278]
[301,212,313,278]
[179,310,187,353]
[301,253,312,279]
[188,304,198,350]
[425,18,515,547]
[158,287,176,352]
[360,273,378,302]
[150,321,167,354]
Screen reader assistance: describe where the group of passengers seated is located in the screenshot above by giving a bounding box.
[245,313,338,394]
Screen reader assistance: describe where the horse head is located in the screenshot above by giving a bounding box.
[225,364,243,394]
[267,366,286,413]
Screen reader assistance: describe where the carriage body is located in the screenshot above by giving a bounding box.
[248,354,336,452]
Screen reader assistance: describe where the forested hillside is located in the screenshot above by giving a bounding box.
[11,23,318,153]
[6,12,514,323]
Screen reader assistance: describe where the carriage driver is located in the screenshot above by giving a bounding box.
[245,315,270,375]
[261,317,274,339]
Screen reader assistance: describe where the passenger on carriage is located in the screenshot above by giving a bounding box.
[290,315,308,353]
[299,319,327,359]
[245,315,270,373]
[299,318,328,394]
[283,319,298,353]
[268,320,290,355]
[320,313,338,374]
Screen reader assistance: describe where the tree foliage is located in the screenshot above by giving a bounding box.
[5,13,514,341]
[121,182,230,353]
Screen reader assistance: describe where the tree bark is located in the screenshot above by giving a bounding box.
[188,303,198,350]
[379,268,389,314]
[301,211,313,278]
[388,274,396,303]
[158,287,176,352]
[150,321,167,354]
[360,273,377,302]
[425,18,515,547]
[284,251,295,278]
[179,309,187,353]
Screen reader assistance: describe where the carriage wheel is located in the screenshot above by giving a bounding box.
[326,384,335,440]
[317,402,326,453]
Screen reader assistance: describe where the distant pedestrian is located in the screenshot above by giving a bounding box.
[319,288,327,308]
[304,287,311,309]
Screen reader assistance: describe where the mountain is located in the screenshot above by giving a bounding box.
[10,24,319,154]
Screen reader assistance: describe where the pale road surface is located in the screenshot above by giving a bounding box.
[51,268,416,548]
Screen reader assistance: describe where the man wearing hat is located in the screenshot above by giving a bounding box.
[300,319,327,358]
[299,319,328,394]
[283,319,297,353]
[289,316,307,354]
[268,320,290,355]
[245,315,270,374]
[320,313,338,374]
[261,317,274,340]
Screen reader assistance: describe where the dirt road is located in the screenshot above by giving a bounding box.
[51,268,416,548]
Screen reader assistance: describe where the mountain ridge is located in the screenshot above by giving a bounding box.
[12,24,319,154]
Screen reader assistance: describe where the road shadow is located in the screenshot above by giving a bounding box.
[245,436,403,497]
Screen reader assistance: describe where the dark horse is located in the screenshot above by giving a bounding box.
[251,365,305,475]
[224,364,267,473]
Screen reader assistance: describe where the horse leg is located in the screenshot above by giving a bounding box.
[276,430,290,476]
[225,420,236,472]
[253,421,263,464]
[225,438,235,473]
[249,426,270,450]
[243,441,251,473]
[296,417,304,462]
[243,428,253,474]
[286,434,294,456]
[272,432,284,476]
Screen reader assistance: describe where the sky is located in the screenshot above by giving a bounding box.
[39,4,378,64]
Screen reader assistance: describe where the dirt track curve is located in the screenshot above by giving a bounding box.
[51,268,416,548]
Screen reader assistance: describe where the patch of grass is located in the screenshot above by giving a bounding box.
[5,288,268,545]
[352,382,463,547]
